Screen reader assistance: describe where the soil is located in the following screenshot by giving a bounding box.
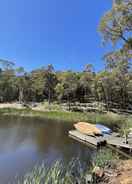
[99,160,132,184]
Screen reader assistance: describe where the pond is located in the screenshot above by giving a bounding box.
[0,116,98,183]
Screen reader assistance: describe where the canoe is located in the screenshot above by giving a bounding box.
[96,124,112,135]
[74,122,102,136]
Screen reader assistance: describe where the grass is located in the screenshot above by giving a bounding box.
[41,101,64,111]
[0,108,131,129]
[17,158,86,184]
[92,148,119,168]
[17,149,119,184]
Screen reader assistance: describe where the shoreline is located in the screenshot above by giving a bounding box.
[0,105,132,183]
[0,107,96,123]
[0,105,131,129]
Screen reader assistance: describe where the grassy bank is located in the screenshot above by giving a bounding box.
[17,149,119,184]
[0,107,131,129]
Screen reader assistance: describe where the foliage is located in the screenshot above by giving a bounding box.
[95,112,125,129]
[17,159,86,184]
[16,147,120,184]
[0,60,131,111]
[118,117,131,143]
[0,108,131,130]
[98,0,132,110]
[99,0,132,53]
[92,148,119,168]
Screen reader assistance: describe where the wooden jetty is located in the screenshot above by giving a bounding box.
[69,130,106,147]
[69,130,132,151]
[105,135,132,150]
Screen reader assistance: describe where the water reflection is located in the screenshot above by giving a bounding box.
[0,116,95,183]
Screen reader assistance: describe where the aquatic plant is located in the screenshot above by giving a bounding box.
[17,158,87,184]
[92,148,119,168]
[16,148,119,184]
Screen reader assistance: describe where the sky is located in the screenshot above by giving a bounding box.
[0,0,112,72]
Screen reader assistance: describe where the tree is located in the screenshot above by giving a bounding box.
[15,67,26,103]
[30,65,58,103]
[98,0,132,110]
[58,71,78,110]
[0,59,16,102]
[99,0,132,54]
[31,69,45,102]
[95,71,112,110]
[55,83,64,103]
[0,59,15,70]
[43,65,58,105]
[99,0,132,76]
[79,65,94,102]
[0,69,16,102]
[104,50,131,108]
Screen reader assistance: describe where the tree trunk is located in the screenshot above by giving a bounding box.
[68,94,71,111]
[19,87,23,104]
[101,83,108,110]
[48,88,51,105]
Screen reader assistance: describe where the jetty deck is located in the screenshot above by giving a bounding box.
[69,130,106,147]
[69,130,132,151]
[105,135,132,150]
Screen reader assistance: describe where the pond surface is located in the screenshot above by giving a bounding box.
[0,116,96,183]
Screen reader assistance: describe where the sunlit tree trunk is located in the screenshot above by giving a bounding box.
[19,87,24,104]
[48,88,51,105]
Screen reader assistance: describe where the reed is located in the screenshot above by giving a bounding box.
[0,108,131,129]
[17,149,119,184]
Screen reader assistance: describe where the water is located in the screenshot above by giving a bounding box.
[0,116,96,183]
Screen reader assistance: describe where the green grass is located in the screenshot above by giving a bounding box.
[17,159,86,184]
[0,108,94,123]
[0,108,131,129]
[41,101,63,111]
[92,148,119,168]
[17,149,119,184]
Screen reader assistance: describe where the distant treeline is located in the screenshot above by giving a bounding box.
[0,1,131,110]
[0,59,131,110]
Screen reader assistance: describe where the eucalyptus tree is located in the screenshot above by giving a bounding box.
[57,71,78,110]
[31,68,45,102]
[127,79,132,107]
[43,65,58,104]
[95,71,111,109]
[0,59,16,102]
[0,68,16,102]
[104,50,131,108]
[79,64,95,102]
[15,67,27,103]
[99,0,132,59]
[99,0,132,109]
[0,59,15,70]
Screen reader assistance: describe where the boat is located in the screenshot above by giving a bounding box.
[96,124,112,135]
[74,122,102,136]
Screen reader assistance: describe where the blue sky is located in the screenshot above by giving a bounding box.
[0,0,112,71]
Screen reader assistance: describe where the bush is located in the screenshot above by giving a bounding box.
[95,112,126,130]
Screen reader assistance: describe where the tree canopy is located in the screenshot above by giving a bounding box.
[99,0,132,63]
